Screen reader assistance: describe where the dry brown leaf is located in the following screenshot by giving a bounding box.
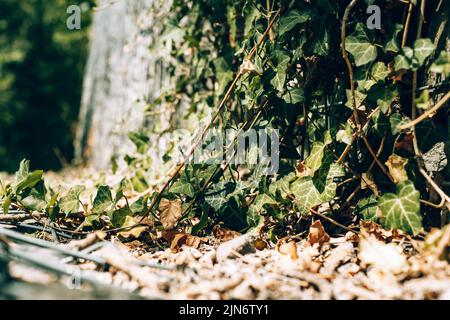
[385,154,409,184]
[295,161,311,177]
[159,198,182,230]
[359,220,405,242]
[276,240,299,260]
[162,231,207,252]
[255,239,267,251]
[213,225,241,242]
[307,220,330,247]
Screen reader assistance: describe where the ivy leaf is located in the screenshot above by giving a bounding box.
[128,131,149,154]
[92,185,113,214]
[370,62,389,82]
[159,198,182,230]
[305,142,326,174]
[356,195,379,222]
[22,182,47,212]
[430,51,450,76]
[282,88,305,104]
[413,38,435,66]
[12,160,43,194]
[170,180,195,198]
[213,57,234,94]
[385,23,403,53]
[270,51,290,92]
[345,24,377,66]
[277,9,312,34]
[3,195,11,214]
[110,206,133,228]
[290,177,322,212]
[59,186,85,215]
[368,84,398,113]
[378,180,422,235]
[336,123,354,145]
[117,215,148,239]
[252,194,277,213]
[372,109,390,137]
[394,46,414,70]
[345,89,366,110]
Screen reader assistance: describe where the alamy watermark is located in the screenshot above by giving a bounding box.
[66,5,81,30]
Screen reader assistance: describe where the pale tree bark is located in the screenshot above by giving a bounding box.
[74,0,171,169]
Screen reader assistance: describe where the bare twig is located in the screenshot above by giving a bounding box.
[397,90,450,130]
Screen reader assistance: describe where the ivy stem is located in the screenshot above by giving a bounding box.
[397,90,450,130]
[138,8,283,223]
[341,0,361,129]
[402,0,414,47]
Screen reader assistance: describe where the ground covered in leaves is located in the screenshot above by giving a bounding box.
[2,208,449,300]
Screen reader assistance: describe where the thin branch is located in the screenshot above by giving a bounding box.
[397,90,450,130]
[341,0,361,129]
[402,1,414,47]
[420,169,450,211]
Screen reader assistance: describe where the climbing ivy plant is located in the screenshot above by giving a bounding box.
[1,0,450,240]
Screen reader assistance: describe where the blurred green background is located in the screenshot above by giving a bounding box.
[0,0,94,172]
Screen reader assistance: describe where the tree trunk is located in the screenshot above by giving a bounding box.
[74,0,171,169]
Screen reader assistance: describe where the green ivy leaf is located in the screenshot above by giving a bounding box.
[92,185,113,214]
[345,24,377,66]
[356,195,378,222]
[3,195,11,214]
[394,47,414,70]
[305,142,326,174]
[430,51,450,76]
[385,23,403,53]
[370,62,389,82]
[378,180,422,235]
[282,88,305,104]
[290,177,322,212]
[213,57,234,94]
[59,186,85,215]
[170,180,196,198]
[277,9,312,34]
[12,160,43,194]
[110,206,133,228]
[413,38,435,66]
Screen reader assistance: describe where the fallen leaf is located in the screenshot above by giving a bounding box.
[162,231,207,252]
[276,240,298,260]
[159,198,182,230]
[307,220,330,247]
[359,220,405,242]
[359,236,408,274]
[118,216,148,239]
[254,239,267,251]
[213,225,241,242]
[385,154,409,184]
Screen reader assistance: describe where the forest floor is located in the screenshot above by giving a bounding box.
[1,168,450,300]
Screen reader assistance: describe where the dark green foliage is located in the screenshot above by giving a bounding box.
[0,0,94,171]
